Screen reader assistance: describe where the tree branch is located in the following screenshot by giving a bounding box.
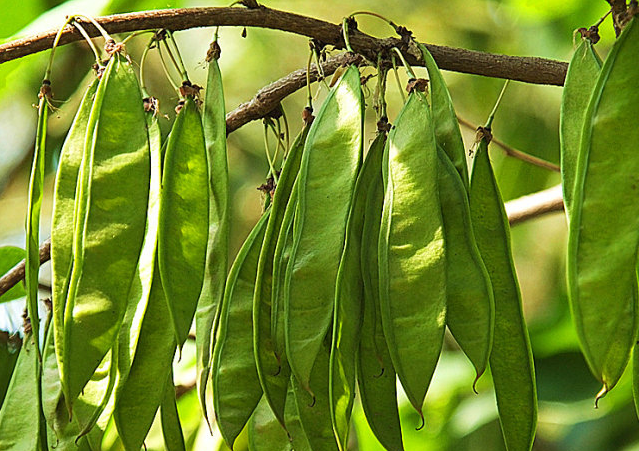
[0,6,567,86]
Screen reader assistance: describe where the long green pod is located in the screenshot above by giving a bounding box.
[248,396,291,451]
[272,185,298,358]
[634,345,639,421]
[255,122,309,360]
[197,43,230,421]
[470,132,537,451]
[62,53,150,410]
[25,87,49,361]
[329,132,385,450]
[378,91,446,418]
[437,147,494,381]
[417,42,469,187]
[285,64,363,392]
[0,332,43,451]
[115,109,162,398]
[284,381,311,451]
[292,339,339,451]
[113,263,177,451]
[560,35,602,216]
[159,95,209,349]
[568,17,639,394]
[161,371,187,451]
[212,211,270,448]
[51,78,98,377]
[357,132,403,451]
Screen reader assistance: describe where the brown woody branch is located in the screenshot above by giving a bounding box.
[0,6,567,85]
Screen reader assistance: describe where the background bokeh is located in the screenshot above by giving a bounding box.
[1,1,636,450]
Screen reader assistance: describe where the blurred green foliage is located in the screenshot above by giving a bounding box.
[1,0,637,450]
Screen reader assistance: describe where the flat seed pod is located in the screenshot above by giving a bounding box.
[437,147,494,382]
[62,53,150,411]
[470,132,537,451]
[292,338,339,451]
[417,42,469,187]
[378,90,446,418]
[197,46,230,421]
[329,132,386,451]
[560,35,602,216]
[358,132,404,451]
[113,263,177,451]
[248,396,291,451]
[158,95,209,349]
[212,211,270,448]
[568,17,639,394]
[0,332,44,451]
[160,371,187,451]
[51,78,98,380]
[285,64,363,392]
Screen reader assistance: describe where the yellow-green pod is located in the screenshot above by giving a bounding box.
[62,53,150,412]
[568,17,639,395]
[560,33,601,216]
[470,131,537,451]
[378,90,446,419]
[158,96,209,349]
[248,396,291,451]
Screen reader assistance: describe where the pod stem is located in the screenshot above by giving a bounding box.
[342,17,355,53]
[121,29,155,46]
[306,46,314,111]
[485,79,510,129]
[348,11,398,30]
[263,122,279,185]
[391,47,416,80]
[593,8,612,28]
[157,41,180,92]
[70,20,102,68]
[73,14,113,44]
[390,53,406,103]
[164,30,190,82]
[375,53,389,122]
[139,35,156,98]
[44,16,77,81]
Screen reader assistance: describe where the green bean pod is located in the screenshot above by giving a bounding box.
[357,132,404,451]
[248,396,292,451]
[329,132,386,450]
[284,380,311,451]
[470,131,537,451]
[560,35,602,216]
[271,186,298,360]
[51,78,98,380]
[158,95,209,349]
[212,210,270,448]
[62,53,150,411]
[437,146,494,381]
[285,64,364,392]
[115,109,162,399]
[417,42,469,187]
[633,345,639,421]
[0,332,44,450]
[42,324,112,450]
[197,44,230,421]
[254,122,309,361]
[25,87,49,361]
[378,90,446,418]
[160,370,187,451]
[568,17,639,394]
[113,263,177,451]
[292,338,339,451]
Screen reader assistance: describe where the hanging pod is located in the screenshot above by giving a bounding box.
[329,131,386,451]
[160,370,187,451]
[51,77,98,378]
[560,31,602,217]
[196,39,230,422]
[60,52,151,412]
[437,146,494,383]
[378,88,446,420]
[357,131,404,451]
[158,95,210,349]
[568,16,639,397]
[0,332,45,451]
[285,63,364,393]
[253,120,311,426]
[469,126,537,451]
[212,210,270,449]
[247,396,292,451]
